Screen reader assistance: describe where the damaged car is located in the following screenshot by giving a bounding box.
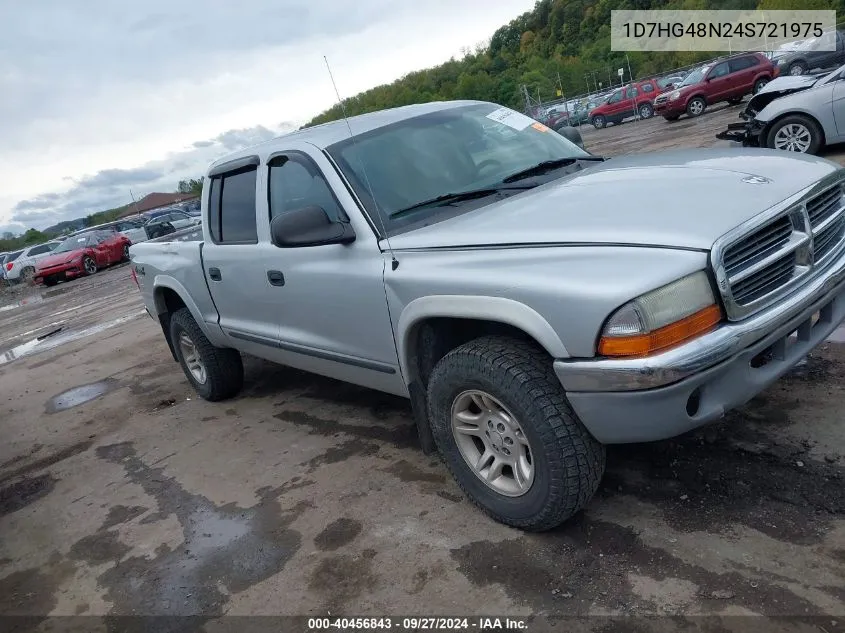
[717,63,845,155]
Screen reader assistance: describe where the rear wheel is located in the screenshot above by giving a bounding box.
[426,336,605,531]
[766,114,823,154]
[592,115,606,129]
[753,78,769,94]
[122,244,130,261]
[21,267,35,283]
[170,308,243,401]
[788,62,807,76]
[639,103,654,119]
[82,256,97,275]
[686,97,706,117]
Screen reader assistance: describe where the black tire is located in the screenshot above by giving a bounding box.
[592,115,606,129]
[82,256,97,276]
[122,244,130,261]
[664,114,681,122]
[765,114,823,155]
[752,78,769,94]
[21,267,35,283]
[43,277,57,287]
[686,96,706,117]
[787,62,807,76]
[426,336,606,531]
[639,103,654,119]
[169,308,243,401]
[727,97,743,105]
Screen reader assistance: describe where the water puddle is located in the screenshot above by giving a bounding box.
[45,378,121,413]
[0,310,145,366]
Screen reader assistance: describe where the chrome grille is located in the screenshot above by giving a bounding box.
[723,215,792,277]
[715,177,845,320]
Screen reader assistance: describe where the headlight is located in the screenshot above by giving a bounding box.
[669,90,681,101]
[598,271,722,357]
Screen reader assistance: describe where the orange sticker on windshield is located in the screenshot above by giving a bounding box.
[531,122,550,132]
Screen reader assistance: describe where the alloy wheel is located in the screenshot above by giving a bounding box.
[450,390,534,497]
[773,123,812,152]
[178,331,208,384]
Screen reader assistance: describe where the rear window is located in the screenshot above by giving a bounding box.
[209,167,258,244]
[6,250,24,263]
[26,244,54,256]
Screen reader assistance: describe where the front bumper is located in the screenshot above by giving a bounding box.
[716,117,764,145]
[654,100,684,116]
[554,246,845,443]
[35,263,83,283]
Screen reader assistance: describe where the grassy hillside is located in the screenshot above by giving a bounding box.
[306,0,842,126]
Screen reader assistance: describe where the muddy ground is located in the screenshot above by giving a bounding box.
[0,104,843,631]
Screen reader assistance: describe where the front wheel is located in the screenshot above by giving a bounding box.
[82,256,97,275]
[426,336,606,531]
[639,103,654,119]
[169,308,243,401]
[592,115,606,129]
[766,114,823,154]
[686,97,706,117]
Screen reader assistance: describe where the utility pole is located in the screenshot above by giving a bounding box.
[129,189,141,217]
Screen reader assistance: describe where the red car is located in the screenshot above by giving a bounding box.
[653,53,777,121]
[588,78,664,128]
[35,230,130,286]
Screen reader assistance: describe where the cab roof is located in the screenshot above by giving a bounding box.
[207,100,488,174]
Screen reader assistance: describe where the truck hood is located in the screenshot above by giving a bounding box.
[388,149,841,252]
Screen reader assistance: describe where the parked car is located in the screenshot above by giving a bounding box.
[3,241,61,283]
[589,78,663,128]
[34,230,131,286]
[540,106,570,130]
[68,218,146,241]
[0,252,8,281]
[129,100,845,531]
[775,30,845,77]
[654,53,777,121]
[123,218,182,244]
[716,63,845,154]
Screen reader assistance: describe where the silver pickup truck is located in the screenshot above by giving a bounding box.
[130,100,845,531]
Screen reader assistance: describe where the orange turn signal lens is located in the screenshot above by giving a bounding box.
[598,304,722,358]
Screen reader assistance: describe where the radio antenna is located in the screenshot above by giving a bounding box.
[323,56,398,271]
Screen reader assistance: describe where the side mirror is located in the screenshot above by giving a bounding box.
[271,206,356,248]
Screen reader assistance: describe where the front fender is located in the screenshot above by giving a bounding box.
[396,295,568,380]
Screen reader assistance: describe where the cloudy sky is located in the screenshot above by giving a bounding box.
[0,0,534,233]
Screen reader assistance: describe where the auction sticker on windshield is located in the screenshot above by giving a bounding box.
[486,107,534,131]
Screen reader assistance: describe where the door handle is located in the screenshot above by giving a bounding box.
[208,267,222,281]
[267,270,285,286]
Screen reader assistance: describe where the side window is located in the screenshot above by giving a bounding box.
[625,86,638,98]
[214,167,258,243]
[607,91,623,104]
[268,154,346,223]
[709,62,730,78]
[26,244,52,256]
[729,56,755,72]
[641,83,654,93]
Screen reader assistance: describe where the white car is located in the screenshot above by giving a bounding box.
[3,242,62,282]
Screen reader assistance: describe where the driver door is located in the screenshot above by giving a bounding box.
[91,236,113,266]
[705,61,732,100]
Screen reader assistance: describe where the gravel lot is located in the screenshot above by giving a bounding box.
[1,103,844,630]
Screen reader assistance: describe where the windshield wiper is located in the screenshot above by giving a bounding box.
[390,184,536,219]
[502,156,605,183]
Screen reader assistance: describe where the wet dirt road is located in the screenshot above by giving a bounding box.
[1,115,844,630]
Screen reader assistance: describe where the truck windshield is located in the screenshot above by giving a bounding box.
[327,103,591,234]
